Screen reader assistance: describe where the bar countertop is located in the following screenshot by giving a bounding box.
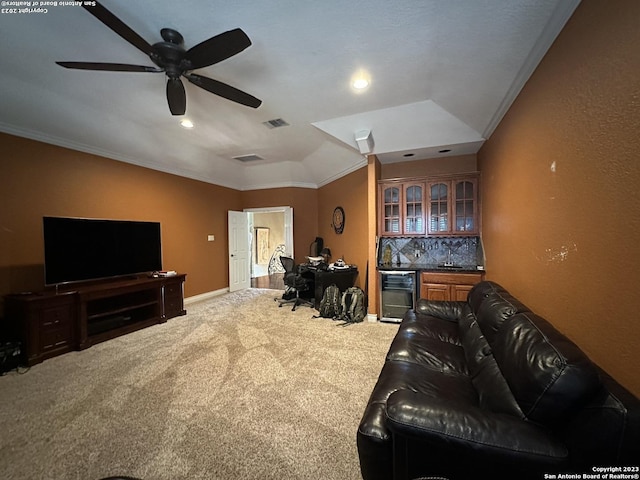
[377,264,484,274]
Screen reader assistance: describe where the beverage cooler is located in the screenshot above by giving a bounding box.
[379,270,417,323]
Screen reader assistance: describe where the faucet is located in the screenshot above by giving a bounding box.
[444,248,454,267]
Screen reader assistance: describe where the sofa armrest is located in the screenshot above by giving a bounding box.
[416,299,466,321]
[386,390,567,463]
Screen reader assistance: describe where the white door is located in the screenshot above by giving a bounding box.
[228,210,250,292]
[283,206,293,257]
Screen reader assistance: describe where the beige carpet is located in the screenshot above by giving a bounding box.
[0,288,398,480]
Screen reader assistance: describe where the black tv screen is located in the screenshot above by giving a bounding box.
[43,216,162,285]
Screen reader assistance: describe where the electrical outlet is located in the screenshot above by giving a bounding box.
[207,235,215,242]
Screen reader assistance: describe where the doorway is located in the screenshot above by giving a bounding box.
[245,206,293,281]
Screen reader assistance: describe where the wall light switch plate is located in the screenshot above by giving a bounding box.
[207,235,215,242]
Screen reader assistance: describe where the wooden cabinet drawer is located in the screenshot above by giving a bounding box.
[164,301,183,318]
[164,282,182,297]
[162,279,185,319]
[420,271,483,285]
[40,304,73,329]
[3,292,77,365]
[40,324,73,352]
[420,271,483,301]
[164,293,181,307]
[39,303,75,353]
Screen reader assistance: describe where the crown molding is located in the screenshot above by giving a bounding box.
[482,0,581,139]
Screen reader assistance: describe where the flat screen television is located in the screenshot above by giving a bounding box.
[43,216,162,286]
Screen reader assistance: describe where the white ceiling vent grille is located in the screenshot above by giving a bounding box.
[262,118,290,129]
[233,154,265,163]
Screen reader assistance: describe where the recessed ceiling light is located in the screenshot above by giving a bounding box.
[180,118,194,129]
[351,69,371,91]
[353,78,369,89]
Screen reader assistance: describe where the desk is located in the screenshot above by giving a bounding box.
[299,266,359,308]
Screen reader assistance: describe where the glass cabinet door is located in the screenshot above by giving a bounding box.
[404,183,425,234]
[379,175,478,237]
[429,182,449,233]
[382,185,401,234]
[454,179,477,233]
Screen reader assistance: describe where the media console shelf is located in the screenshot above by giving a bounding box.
[4,274,186,366]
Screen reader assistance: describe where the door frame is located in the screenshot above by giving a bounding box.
[228,206,294,292]
[245,206,294,264]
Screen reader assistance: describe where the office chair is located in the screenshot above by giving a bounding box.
[277,256,314,311]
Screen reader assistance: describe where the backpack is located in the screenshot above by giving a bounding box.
[337,287,366,323]
[317,284,341,318]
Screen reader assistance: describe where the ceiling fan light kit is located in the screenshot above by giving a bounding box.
[56,1,262,115]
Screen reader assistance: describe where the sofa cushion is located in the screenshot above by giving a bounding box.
[458,310,523,416]
[358,360,478,439]
[492,312,601,425]
[468,281,531,346]
[357,360,477,480]
[416,299,466,322]
[401,308,462,346]
[386,334,468,375]
[386,391,567,463]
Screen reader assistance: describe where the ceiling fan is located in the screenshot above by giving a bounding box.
[56,1,262,115]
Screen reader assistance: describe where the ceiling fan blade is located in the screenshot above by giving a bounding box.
[167,78,186,116]
[83,1,154,56]
[185,73,261,109]
[185,28,252,70]
[56,62,161,72]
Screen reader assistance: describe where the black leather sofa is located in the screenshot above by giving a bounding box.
[357,281,640,480]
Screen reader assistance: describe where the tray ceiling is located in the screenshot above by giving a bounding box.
[0,0,579,190]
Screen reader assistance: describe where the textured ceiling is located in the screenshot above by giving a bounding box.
[0,0,579,190]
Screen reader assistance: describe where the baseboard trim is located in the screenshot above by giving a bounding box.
[367,313,378,323]
[185,288,229,305]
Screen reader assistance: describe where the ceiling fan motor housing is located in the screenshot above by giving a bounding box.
[152,28,190,78]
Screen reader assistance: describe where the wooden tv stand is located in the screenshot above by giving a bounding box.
[4,274,186,366]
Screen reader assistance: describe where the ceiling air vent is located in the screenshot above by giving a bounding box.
[233,154,265,163]
[262,118,290,129]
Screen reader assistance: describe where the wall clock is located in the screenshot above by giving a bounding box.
[332,206,345,234]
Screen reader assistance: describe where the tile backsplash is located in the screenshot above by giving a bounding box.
[378,236,484,268]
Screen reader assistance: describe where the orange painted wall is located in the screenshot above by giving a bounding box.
[317,167,369,290]
[0,132,241,300]
[0,131,349,307]
[478,0,640,396]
